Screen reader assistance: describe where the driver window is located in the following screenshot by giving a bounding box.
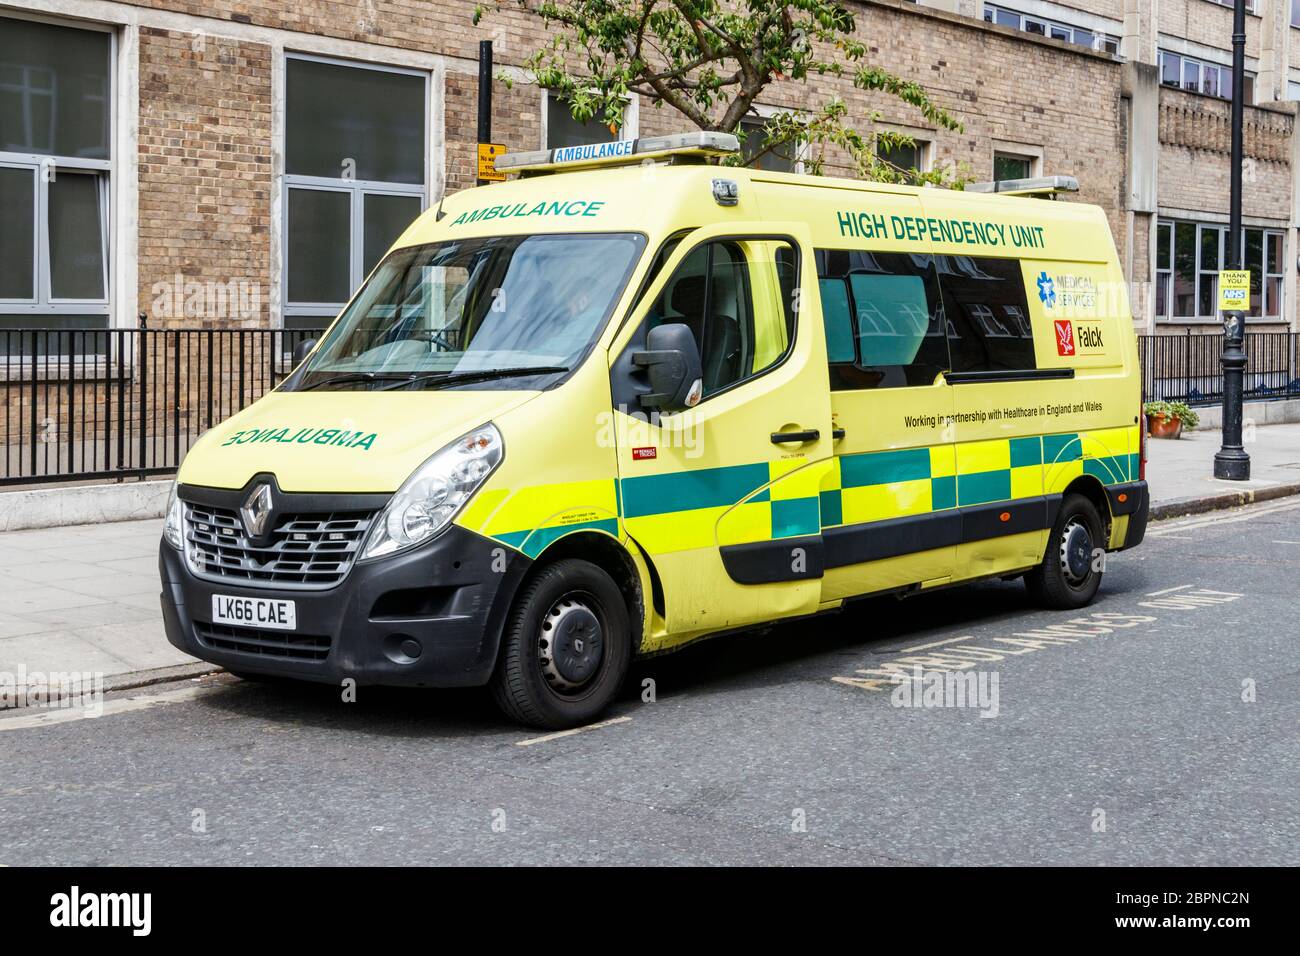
[648,238,797,397]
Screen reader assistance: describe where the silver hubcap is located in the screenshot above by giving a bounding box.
[1060,518,1094,585]
[538,596,604,692]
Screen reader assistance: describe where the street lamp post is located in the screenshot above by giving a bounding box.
[1214,0,1251,480]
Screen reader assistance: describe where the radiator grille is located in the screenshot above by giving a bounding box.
[184,502,374,589]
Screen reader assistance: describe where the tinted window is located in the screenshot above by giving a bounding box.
[935,256,1036,373]
[815,250,949,390]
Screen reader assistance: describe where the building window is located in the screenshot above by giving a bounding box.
[283,54,427,327]
[982,5,1120,55]
[545,91,622,149]
[1293,0,1300,29]
[993,151,1036,181]
[1155,219,1285,320]
[1159,50,1254,102]
[1207,0,1256,12]
[739,116,799,172]
[0,15,112,335]
[876,136,929,183]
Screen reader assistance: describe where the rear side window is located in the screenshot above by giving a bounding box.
[815,249,949,390]
[936,256,1036,372]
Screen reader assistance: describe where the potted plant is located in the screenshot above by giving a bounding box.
[1143,400,1199,439]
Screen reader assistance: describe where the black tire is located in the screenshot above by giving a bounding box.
[490,558,632,729]
[1024,493,1106,610]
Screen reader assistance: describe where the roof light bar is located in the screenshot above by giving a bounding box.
[494,131,740,175]
[966,175,1080,197]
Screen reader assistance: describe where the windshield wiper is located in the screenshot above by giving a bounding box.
[297,372,414,391]
[375,366,570,392]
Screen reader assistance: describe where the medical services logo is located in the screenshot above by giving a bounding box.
[1054,320,1075,356]
[1037,271,1057,308]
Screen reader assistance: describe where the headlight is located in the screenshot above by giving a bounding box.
[360,423,503,561]
[163,480,184,549]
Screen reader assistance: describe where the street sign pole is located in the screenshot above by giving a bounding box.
[476,40,493,186]
[1214,0,1251,480]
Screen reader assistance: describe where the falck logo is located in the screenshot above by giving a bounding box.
[240,483,273,538]
[1054,320,1075,356]
[1037,271,1056,308]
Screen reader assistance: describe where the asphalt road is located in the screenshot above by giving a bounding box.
[2,499,1297,866]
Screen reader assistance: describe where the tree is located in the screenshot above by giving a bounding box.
[475,0,965,184]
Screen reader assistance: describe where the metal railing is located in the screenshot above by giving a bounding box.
[2,327,1297,487]
[1,328,321,487]
[1138,331,1300,406]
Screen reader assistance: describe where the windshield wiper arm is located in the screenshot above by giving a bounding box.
[375,366,570,392]
[298,372,413,391]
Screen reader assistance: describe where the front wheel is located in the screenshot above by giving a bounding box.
[490,558,632,729]
[1024,493,1106,610]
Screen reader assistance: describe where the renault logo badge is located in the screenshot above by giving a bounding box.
[241,483,273,538]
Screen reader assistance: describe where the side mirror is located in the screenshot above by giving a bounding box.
[292,338,317,367]
[633,323,703,412]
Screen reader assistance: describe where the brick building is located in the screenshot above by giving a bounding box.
[0,0,1297,342]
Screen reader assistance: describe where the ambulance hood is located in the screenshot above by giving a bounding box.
[177,388,541,493]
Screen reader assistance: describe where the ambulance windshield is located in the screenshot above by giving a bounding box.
[288,232,645,390]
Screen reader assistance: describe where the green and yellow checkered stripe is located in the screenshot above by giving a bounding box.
[466,426,1139,557]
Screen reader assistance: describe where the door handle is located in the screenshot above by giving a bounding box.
[770,429,820,444]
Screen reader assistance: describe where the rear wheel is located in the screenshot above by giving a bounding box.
[490,558,632,729]
[1024,493,1106,610]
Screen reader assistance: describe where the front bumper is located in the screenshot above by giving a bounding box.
[160,521,530,688]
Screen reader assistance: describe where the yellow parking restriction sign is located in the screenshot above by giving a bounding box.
[477,143,507,182]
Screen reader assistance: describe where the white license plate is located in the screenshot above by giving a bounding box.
[211,594,297,631]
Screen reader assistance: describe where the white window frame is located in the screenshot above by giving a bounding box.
[281,52,430,324]
[0,13,114,328]
[740,109,807,175]
[540,88,637,150]
[992,148,1040,181]
[874,131,930,182]
[982,4,1120,55]
[1154,218,1285,323]
[1159,50,1254,103]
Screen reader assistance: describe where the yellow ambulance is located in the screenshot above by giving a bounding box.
[159,132,1148,728]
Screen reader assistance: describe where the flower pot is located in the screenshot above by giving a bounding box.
[1147,413,1183,439]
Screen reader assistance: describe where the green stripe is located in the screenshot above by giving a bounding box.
[620,462,769,518]
[1010,436,1043,468]
[1043,432,1081,463]
[772,498,820,539]
[1084,455,1130,484]
[819,489,843,527]
[958,469,1011,505]
[508,518,620,558]
[840,447,931,487]
[931,475,957,511]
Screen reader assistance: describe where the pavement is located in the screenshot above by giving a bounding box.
[1145,421,1300,517]
[1,420,1298,688]
[0,494,1296,864]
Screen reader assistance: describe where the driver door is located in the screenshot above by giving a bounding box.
[607,222,835,643]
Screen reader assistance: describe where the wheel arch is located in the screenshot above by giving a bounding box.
[527,530,646,655]
[1060,475,1113,540]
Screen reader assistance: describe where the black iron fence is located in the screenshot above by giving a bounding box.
[1137,331,1300,406]
[2,327,1298,487]
[1,328,321,486]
